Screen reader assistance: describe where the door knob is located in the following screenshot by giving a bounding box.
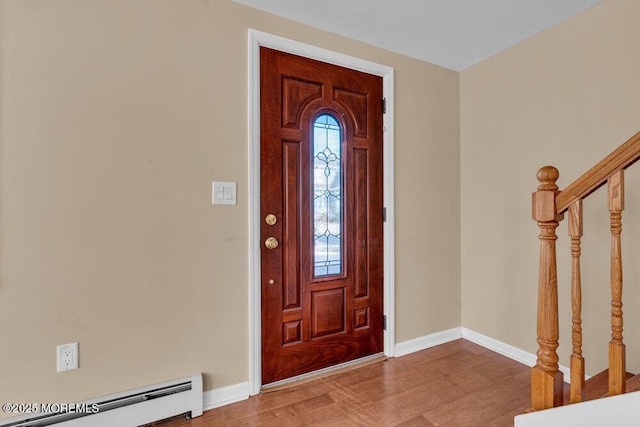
[265,237,279,250]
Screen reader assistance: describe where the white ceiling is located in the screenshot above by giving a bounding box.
[233,0,603,71]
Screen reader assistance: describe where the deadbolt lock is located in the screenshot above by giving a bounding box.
[265,214,277,226]
[265,237,279,250]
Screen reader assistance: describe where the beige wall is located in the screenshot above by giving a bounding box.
[461,0,640,375]
[0,0,461,407]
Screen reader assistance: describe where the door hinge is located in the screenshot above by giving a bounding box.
[383,315,387,331]
[382,98,386,114]
[382,207,387,222]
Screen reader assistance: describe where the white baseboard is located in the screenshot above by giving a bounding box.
[461,327,581,382]
[201,328,579,415]
[393,326,579,384]
[394,327,463,357]
[461,327,538,367]
[203,382,250,411]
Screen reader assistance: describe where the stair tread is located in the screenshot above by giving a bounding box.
[625,373,640,393]
[563,369,635,403]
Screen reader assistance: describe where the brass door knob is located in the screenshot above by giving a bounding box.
[265,237,279,250]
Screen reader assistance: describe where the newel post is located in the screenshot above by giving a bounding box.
[531,166,564,410]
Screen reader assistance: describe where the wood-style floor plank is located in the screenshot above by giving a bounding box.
[151,339,530,427]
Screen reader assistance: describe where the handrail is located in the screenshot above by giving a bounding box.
[530,130,640,412]
[556,131,640,214]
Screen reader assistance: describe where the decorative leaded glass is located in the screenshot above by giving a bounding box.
[313,114,342,277]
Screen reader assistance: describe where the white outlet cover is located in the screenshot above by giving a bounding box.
[57,342,79,372]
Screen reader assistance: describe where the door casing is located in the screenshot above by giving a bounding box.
[247,29,395,395]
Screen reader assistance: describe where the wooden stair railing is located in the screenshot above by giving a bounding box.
[531,130,640,411]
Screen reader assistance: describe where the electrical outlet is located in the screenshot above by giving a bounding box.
[56,343,79,372]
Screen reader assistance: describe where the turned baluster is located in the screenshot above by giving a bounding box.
[569,200,585,403]
[530,166,564,410]
[608,170,626,396]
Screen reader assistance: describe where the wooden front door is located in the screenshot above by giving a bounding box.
[260,47,384,384]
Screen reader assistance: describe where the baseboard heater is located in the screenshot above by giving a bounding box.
[1,373,203,427]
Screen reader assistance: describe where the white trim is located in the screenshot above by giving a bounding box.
[247,29,396,395]
[394,327,583,385]
[461,327,582,382]
[247,28,263,398]
[382,69,396,358]
[461,327,536,367]
[197,330,581,415]
[394,327,463,357]
[203,382,250,411]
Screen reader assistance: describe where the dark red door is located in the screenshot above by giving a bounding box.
[260,47,384,384]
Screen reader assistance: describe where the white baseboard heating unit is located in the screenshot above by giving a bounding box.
[0,373,203,427]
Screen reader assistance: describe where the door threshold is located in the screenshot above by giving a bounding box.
[261,353,387,392]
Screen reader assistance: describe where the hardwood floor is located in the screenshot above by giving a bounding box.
[152,339,531,426]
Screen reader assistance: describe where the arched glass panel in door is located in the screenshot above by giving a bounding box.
[313,114,343,277]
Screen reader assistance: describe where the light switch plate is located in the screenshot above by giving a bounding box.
[212,182,237,205]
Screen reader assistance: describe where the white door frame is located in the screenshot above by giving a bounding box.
[247,29,395,395]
